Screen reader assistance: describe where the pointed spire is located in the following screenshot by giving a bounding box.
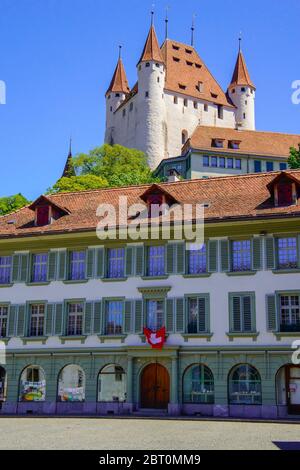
[106,50,130,97]
[62,138,76,178]
[191,14,196,47]
[138,22,164,65]
[165,6,169,40]
[229,41,255,89]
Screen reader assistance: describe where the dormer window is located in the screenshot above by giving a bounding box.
[277,183,294,206]
[212,139,224,148]
[195,63,201,69]
[196,82,204,93]
[140,184,179,219]
[172,45,180,51]
[185,49,193,54]
[173,57,180,62]
[186,61,193,66]
[229,140,241,150]
[29,195,70,227]
[211,92,218,99]
[36,206,50,227]
[179,84,186,90]
[267,172,300,207]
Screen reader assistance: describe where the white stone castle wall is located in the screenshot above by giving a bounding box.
[229,86,255,130]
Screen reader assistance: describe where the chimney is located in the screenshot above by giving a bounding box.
[168,168,181,183]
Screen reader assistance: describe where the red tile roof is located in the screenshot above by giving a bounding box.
[138,25,164,64]
[184,125,300,158]
[229,50,255,89]
[106,58,130,97]
[1,170,300,239]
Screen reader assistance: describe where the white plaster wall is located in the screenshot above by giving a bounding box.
[107,94,139,150]
[228,86,255,131]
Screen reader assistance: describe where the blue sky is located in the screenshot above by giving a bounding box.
[0,0,299,200]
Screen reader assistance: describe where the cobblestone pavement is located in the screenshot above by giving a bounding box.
[0,418,299,450]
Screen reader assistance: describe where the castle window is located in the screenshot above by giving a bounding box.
[129,102,133,112]
[232,89,235,94]
[243,113,246,119]
[172,45,180,50]
[204,104,208,112]
[185,48,193,54]
[157,77,160,83]
[196,82,204,93]
[179,84,186,90]
[173,57,180,62]
[139,65,142,71]
[174,96,178,104]
[115,93,120,97]
[183,99,188,107]
[107,94,111,100]
[122,109,126,117]
[250,89,254,94]
[110,106,113,112]
[186,61,193,66]
[245,100,248,105]
[266,162,274,172]
[213,139,224,148]
[195,63,201,69]
[241,87,246,92]
[182,130,188,145]
[229,140,240,150]
[145,91,149,98]
[194,101,198,109]
[217,105,224,120]
[146,62,150,67]
[155,63,160,68]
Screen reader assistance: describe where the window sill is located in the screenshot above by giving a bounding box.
[272,269,300,275]
[275,331,300,340]
[0,338,10,344]
[141,275,169,281]
[102,278,128,283]
[26,282,50,287]
[183,333,213,342]
[226,332,259,342]
[226,271,257,277]
[0,283,13,288]
[98,335,126,343]
[60,335,86,344]
[22,336,48,345]
[63,280,89,285]
[183,273,211,279]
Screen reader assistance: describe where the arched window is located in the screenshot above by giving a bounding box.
[182,130,188,145]
[19,365,46,402]
[228,364,262,405]
[183,364,214,404]
[98,365,126,402]
[57,365,85,402]
[0,366,7,401]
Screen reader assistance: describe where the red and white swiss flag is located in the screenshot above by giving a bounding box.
[143,327,166,350]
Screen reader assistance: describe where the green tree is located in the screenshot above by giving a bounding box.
[0,193,29,216]
[48,174,109,194]
[73,144,161,187]
[288,144,300,169]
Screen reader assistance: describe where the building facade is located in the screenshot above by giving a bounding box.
[0,171,300,418]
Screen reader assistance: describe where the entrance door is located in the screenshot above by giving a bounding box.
[141,363,170,409]
[286,366,300,414]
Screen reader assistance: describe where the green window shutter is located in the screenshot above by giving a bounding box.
[176,242,185,274]
[8,305,17,337]
[124,300,133,334]
[86,249,95,279]
[17,305,26,337]
[47,251,57,281]
[198,297,209,333]
[84,302,93,335]
[266,294,277,331]
[45,303,54,336]
[252,238,262,271]
[134,300,143,333]
[175,298,184,333]
[12,254,20,282]
[208,240,218,273]
[95,247,105,278]
[265,237,275,270]
[220,240,230,272]
[298,235,300,269]
[166,243,175,274]
[93,301,102,334]
[243,296,253,332]
[54,303,64,336]
[125,246,134,277]
[20,254,29,283]
[57,250,67,281]
[231,296,241,332]
[166,298,174,333]
[135,246,144,276]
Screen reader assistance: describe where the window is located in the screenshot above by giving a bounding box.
[229,365,262,405]
[58,365,85,402]
[183,99,188,107]
[219,157,225,168]
[98,365,126,402]
[179,84,186,90]
[188,244,207,274]
[0,367,6,401]
[241,87,246,92]
[254,160,261,173]
[145,62,150,67]
[235,159,242,170]
[217,105,223,120]
[129,102,133,111]
[277,237,298,269]
[146,300,164,331]
[148,246,165,277]
[145,91,149,98]
[105,301,123,335]
[183,365,214,404]
[279,295,300,332]
[182,130,188,145]
[155,63,160,68]
[229,141,240,150]
[31,253,48,283]
[230,294,254,333]
[0,256,11,284]
[107,248,125,278]
[19,366,46,402]
[213,139,224,148]
[227,158,234,169]
[36,206,50,226]
[69,251,86,281]
[187,297,207,334]
[203,156,209,167]
[29,304,45,337]
[67,303,84,336]
[174,96,178,104]
[266,161,274,172]
[122,109,126,117]
[232,88,235,94]
[173,57,180,62]
[232,240,251,272]
[186,61,193,66]
[211,156,217,168]
[280,163,287,171]
[157,77,160,83]
[197,82,204,93]
[115,93,120,97]
[185,48,192,54]
[193,101,198,109]
[0,306,8,338]
[204,104,208,112]
[172,45,180,51]
[243,113,246,119]
[277,182,294,206]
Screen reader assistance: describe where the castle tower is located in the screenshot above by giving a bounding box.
[136,23,167,169]
[61,139,76,178]
[228,43,256,130]
[105,51,130,145]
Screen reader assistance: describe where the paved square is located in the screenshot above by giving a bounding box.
[0,418,299,450]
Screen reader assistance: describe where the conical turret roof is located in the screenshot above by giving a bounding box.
[229,50,255,89]
[138,25,164,64]
[106,58,130,96]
